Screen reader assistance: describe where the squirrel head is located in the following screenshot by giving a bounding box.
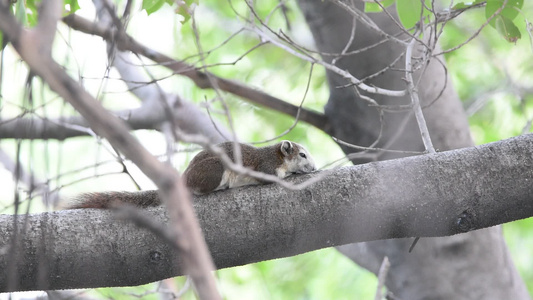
[279,140,316,175]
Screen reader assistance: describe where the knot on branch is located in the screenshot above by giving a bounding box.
[456,210,475,233]
[149,250,163,264]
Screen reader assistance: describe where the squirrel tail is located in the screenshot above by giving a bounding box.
[67,190,161,209]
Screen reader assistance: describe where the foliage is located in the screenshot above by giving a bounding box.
[395,0,432,30]
[365,0,525,42]
[142,0,171,15]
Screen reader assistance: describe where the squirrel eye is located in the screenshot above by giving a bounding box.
[299,153,307,159]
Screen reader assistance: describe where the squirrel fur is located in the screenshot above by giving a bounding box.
[68,140,315,209]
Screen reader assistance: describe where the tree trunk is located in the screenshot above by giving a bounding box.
[297,0,530,299]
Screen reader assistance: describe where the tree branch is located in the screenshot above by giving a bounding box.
[1,134,533,291]
[0,6,220,299]
[35,0,62,57]
[405,37,435,153]
[0,94,229,141]
[61,14,331,134]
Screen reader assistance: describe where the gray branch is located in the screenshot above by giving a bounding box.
[1,134,532,292]
[0,96,227,142]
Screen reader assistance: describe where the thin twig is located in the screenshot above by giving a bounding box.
[329,0,408,46]
[405,37,435,153]
[249,25,407,98]
[332,16,357,65]
[434,0,508,56]
[253,63,315,144]
[61,14,330,132]
[245,1,407,98]
[190,6,242,166]
[375,256,390,300]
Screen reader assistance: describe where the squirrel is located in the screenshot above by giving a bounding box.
[68,140,316,209]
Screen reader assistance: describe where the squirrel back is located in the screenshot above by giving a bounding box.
[67,140,315,209]
[184,140,315,194]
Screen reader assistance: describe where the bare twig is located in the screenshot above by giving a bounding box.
[0,148,60,208]
[61,14,330,133]
[405,37,435,153]
[245,2,407,98]
[375,256,390,300]
[249,25,407,98]
[332,16,357,65]
[189,6,242,165]
[254,63,315,144]
[435,0,508,56]
[332,136,423,155]
[328,0,408,46]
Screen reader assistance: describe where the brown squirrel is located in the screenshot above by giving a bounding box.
[69,140,316,209]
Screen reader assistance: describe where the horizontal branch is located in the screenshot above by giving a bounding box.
[1,134,533,291]
[0,109,158,140]
[62,14,331,134]
[0,95,228,141]
[0,115,93,140]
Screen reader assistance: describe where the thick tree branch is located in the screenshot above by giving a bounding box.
[1,134,533,291]
[0,95,229,142]
[35,0,62,57]
[61,14,331,133]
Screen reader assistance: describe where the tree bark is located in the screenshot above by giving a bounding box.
[297,0,530,299]
[1,134,533,291]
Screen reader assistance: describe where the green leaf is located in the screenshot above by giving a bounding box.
[397,0,431,30]
[0,31,4,51]
[176,5,191,23]
[142,0,166,15]
[26,0,39,27]
[65,0,81,14]
[176,0,198,24]
[15,0,29,27]
[364,0,395,13]
[452,0,485,9]
[452,2,469,9]
[494,15,521,42]
[176,0,199,24]
[486,0,523,26]
[26,0,37,12]
[485,0,523,42]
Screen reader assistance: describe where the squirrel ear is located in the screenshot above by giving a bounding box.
[280,140,294,157]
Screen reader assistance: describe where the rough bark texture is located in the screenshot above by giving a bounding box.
[297,0,529,299]
[1,134,533,291]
